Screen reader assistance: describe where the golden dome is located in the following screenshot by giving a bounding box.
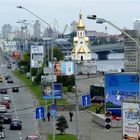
[77,12,85,29]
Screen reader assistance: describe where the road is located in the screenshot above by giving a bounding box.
[0,60,38,139]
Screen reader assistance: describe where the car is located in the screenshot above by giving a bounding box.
[5,75,11,80]
[0,76,3,82]
[12,87,19,92]
[2,113,12,124]
[10,119,22,130]
[25,134,41,140]
[7,78,13,83]
[0,89,7,94]
[0,101,10,109]
[91,96,104,104]
[2,95,11,103]
[0,105,7,113]
[7,63,11,69]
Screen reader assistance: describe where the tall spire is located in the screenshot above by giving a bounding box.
[77,11,85,29]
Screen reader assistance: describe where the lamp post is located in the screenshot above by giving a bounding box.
[17,6,56,140]
[87,15,140,72]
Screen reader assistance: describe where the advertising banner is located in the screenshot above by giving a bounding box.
[49,61,74,76]
[30,45,44,68]
[123,101,139,140]
[42,83,62,99]
[105,73,139,119]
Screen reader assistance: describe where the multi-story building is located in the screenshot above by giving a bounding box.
[33,20,41,39]
[133,19,140,35]
[2,24,12,40]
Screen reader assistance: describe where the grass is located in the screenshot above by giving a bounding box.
[13,69,69,106]
[48,134,77,140]
[86,104,105,113]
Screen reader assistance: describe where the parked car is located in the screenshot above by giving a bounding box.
[10,119,22,130]
[0,105,7,113]
[5,75,11,80]
[12,87,19,92]
[0,89,7,94]
[0,100,10,109]
[2,95,11,103]
[7,78,13,83]
[7,63,11,69]
[2,113,12,124]
[25,134,41,140]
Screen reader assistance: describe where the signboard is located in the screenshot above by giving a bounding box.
[30,45,44,68]
[35,106,45,119]
[105,73,139,119]
[51,104,57,117]
[123,101,139,140]
[42,83,62,99]
[12,51,20,60]
[49,61,74,76]
[82,94,91,107]
[43,67,52,74]
[41,75,57,83]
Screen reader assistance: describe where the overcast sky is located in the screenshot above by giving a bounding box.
[0,0,140,34]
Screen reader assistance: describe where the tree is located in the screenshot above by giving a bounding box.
[53,47,64,61]
[56,115,68,135]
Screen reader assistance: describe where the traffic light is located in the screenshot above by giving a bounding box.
[105,111,112,130]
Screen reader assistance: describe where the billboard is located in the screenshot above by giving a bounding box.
[49,61,74,76]
[12,51,20,60]
[42,83,62,99]
[30,45,44,68]
[105,73,139,119]
[123,101,139,140]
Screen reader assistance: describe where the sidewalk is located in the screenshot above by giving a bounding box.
[38,75,104,140]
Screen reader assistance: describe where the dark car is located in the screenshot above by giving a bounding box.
[25,134,41,140]
[5,75,11,80]
[3,113,12,124]
[0,101,10,109]
[91,96,104,104]
[7,64,11,69]
[7,78,13,83]
[12,87,19,92]
[0,89,7,94]
[10,119,22,130]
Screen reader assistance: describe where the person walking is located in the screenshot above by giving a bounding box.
[69,111,73,122]
[47,111,51,122]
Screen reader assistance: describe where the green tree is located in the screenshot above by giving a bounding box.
[56,115,68,135]
[53,47,64,61]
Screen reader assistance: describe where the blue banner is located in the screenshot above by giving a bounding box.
[105,73,139,117]
[42,83,62,99]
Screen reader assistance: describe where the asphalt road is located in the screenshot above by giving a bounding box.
[0,61,38,140]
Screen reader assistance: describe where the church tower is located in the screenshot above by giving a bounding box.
[71,11,91,62]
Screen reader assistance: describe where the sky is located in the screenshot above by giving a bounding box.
[0,0,140,35]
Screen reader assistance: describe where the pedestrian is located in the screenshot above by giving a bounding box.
[87,72,89,77]
[69,111,73,122]
[47,111,51,122]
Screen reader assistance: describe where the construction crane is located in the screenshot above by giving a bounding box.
[61,24,71,38]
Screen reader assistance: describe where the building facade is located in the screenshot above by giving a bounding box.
[33,20,41,39]
[133,19,140,35]
[2,24,12,40]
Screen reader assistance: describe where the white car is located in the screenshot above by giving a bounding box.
[2,95,11,103]
[0,105,7,113]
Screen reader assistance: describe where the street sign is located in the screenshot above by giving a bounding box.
[41,75,57,83]
[82,94,91,107]
[43,67,52,74]
[35,106,45,119]
[51,104,56,117]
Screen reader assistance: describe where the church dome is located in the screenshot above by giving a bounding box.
[77,12,85,29]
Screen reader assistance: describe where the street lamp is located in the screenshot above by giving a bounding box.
[87,15,140,72]
[17,6,56,140]
[17,6,52,30]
